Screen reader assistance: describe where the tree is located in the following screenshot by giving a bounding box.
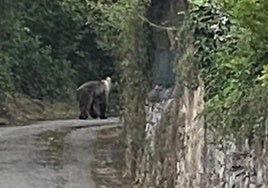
[0,0,117,100]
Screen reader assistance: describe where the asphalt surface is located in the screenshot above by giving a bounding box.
[0,118,120,188]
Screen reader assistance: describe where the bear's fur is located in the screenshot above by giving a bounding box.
[76,77,111,120]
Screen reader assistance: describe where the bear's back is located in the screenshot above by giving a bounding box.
[77,80,106,97]
[77,81,100,91]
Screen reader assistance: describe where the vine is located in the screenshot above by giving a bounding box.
[84,0,152,178]
[183,0,268,144]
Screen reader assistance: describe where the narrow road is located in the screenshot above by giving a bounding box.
[0,118,120,188]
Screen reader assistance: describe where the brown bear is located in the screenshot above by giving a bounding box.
[76,77,111,120]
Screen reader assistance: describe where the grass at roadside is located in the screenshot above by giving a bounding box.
[91,126,132,188]
[0,93,78,126]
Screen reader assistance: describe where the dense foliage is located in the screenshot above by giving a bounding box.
[0,0,116,103]
[2,0,267,178]
[83,0,151,177]
[186,0,268,143]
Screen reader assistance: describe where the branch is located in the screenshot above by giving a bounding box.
[138,11,185,31]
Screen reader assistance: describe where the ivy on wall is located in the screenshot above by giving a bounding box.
[183,0,268,144]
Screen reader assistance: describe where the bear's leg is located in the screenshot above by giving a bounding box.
[89,101,99,119]
[78,96,89,120]
[77,88,91,120]
[99,93,108,119]
[79,104,88,120]
[99,104,107,119]
[87,95,99,119]
[79,113,88,120]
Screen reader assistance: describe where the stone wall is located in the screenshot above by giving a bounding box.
[134,81,268,188]
[130,0,268,187]
[134,76,205,188]
[205,137,268,187]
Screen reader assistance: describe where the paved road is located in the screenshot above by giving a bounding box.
[0,118,120,188]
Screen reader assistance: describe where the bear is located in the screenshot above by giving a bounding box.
[76,77,112,120]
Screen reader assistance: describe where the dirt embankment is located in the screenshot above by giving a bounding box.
[0,89,120,126]
[91,126,132,188]
[0,93,78,126]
